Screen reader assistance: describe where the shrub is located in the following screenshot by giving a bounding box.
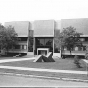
[74,55,81,68]
[85,53,88,60]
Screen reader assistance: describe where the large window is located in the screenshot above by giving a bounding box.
[35,37,53,54]
[36,38,53,46]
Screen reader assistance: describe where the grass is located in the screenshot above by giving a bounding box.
[0,58,87,71]
[0,57,88,80]
[0,68,88,80]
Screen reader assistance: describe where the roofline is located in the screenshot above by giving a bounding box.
[80,35,88,37]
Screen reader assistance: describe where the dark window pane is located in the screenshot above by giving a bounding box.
[83,46,86,51]
[28,46,33,52]
[40,39,45,46]
[54,48,60,53]
[45,39,49,45]
[18,37,27,41]
[28,37,33,52]
[15,45,20,49]
[45,38,53,46]
[36,38,40,45]
[36,38,45,46]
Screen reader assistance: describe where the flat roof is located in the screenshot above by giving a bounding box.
[34,20,54,37]
[61,18,88,35]
[5,21,30,37]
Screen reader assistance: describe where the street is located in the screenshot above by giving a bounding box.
[0,74,88,87]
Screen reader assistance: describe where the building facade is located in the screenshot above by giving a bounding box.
[4,18,88,57]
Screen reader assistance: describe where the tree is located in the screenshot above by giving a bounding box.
[54,26,83,55]
[0,24,18,54]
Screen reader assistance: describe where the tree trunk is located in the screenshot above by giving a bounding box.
[70,50,72,55]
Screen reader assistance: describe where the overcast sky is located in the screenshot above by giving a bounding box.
[0,0,88,24]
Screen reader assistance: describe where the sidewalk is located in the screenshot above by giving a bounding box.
[82,59,88,64]
[0,57,35,63]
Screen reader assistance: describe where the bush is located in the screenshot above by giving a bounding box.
[85,53,88,60]
[74,55,82,68]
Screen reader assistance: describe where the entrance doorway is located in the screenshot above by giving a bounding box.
[37,48,49,56]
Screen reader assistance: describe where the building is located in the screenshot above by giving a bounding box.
[4,18,88,57]
[4,21,30,55]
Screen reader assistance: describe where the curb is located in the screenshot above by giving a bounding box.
[0,72,88,83]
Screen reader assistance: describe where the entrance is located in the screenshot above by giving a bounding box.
[37,48,49,56]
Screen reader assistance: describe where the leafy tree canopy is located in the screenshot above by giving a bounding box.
[0,24,18,51]
[54,26,83,54]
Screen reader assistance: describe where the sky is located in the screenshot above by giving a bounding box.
[0,0,88,25]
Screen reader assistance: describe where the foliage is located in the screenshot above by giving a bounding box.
[85,53,88,60]
[54,26,83,54]
[74,55,81,68]
[0,24,18,52]
[85,45,88,60]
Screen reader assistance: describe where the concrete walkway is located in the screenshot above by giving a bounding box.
[0,57,36,63]
[0,65,87,75]
[82,59,88,64]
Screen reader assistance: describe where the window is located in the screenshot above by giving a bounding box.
[45,38,53,46]
[35,37,53,54]
[28,37,33,52]
[85,38,88,41]
[24,45,27,49]
[83,46,86,51]
[18,37,27,41]
[40,39,45,45]
[80,38,85,42]
[22,45,27,50]
[78,46,82,51]
[15,45,20,49]
[54,46,60,53]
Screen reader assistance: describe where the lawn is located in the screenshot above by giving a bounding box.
[0,68,88,80]
[0,57,88,80]
[0,58,87,71]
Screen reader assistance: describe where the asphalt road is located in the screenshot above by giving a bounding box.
[0,74,88,87]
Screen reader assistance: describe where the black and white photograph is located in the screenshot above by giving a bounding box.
[0,0,88,87]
